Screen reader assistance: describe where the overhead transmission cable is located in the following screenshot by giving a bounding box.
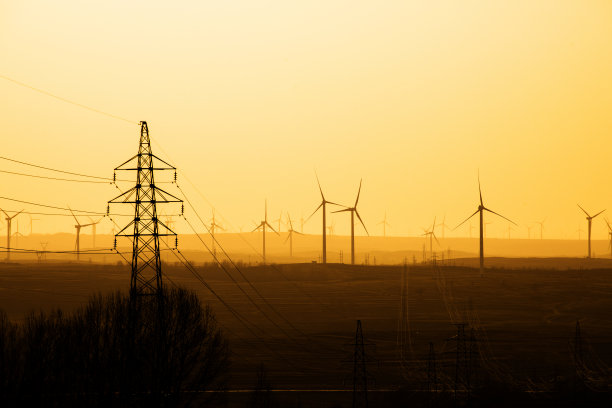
[0,74,138,125]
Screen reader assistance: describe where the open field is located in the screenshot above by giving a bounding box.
[1,260,612,406]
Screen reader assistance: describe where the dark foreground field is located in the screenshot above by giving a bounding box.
[0,259,611,407]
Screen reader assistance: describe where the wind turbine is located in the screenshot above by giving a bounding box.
[306,174,340,264]
[273,212,283,233]
[437,214,450,239]
[454,174,517,276]
[422,217,440,261]
[535,218,546,240]
[209,210,225,258]
[577,204,605,259]
[252,200,278,265]
[327,219,336,237]
[378,211,391,237]
[87,217,102,248]
[69,208,96,261]
[605,218,612,259]
[333,179,369,265]
[285,212,303,257]
[576,226,584,240]
[1,209,23,261]
[12,219,25,248]
[604,218,612,259]
[527,224,533,239]
[29,215,39,235]
[507,224,514,239]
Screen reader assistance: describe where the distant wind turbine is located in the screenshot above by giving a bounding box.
[437,214,450,239]
[252,200,279,265]
[576,226,584,240]
[577,204,605,259]
[69,207,97,261]
[333,179,369,265]
[87,216,102,248]
[306,173,341,264]
[285,212,303,257]
[605,218,612,259]
[454,174,517,276]
[378,211,391,237]
[29,215,39,235]
[507,224,514,240]
[422,217,440,261]
[334,180,370,265]
[535,218,546,240]
[1,209,23,261]
[209,210,225,258]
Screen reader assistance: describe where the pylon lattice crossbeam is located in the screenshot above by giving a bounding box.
[108,121,182,299]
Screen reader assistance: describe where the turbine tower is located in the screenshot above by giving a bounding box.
[578,204,605,259]
[378,211,391,237]
[306,174,340,264]
[454,174,516,276]
[284,212,303,257]
[252,200,278,265]
[333,179,368,265]
[605,218,612,259]
[1,209,23,261]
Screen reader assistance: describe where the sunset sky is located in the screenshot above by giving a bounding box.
[1,1,612,239]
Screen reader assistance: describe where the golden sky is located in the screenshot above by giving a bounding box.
[1,1,612,239]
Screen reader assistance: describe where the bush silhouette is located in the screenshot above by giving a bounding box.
[0,287,229,407]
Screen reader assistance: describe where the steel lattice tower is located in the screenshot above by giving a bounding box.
[108,121,183,299]
[352,319,368,408]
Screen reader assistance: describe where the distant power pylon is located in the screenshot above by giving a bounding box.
[427,342,438,407]
[352,320,369,408]
[453,323,469,405]
[108,121,183,299]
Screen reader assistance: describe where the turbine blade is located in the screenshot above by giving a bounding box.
[315,171,325,200]
[577,204,590,218]
[453,209,479,230]
[265,221,279,235]
[305,202,323,222]
[68,207,80,226]
[355,209,369,236]
[592,209,606,219]
[284,233,290,244]
[484,207,518,226]
[332,207,352,214]
[354,179,362,207]
[478,171,483,206]
[433,232,441,247]
[325,200,343,206]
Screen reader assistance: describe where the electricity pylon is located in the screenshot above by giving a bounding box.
[108,121,183,299]
[427,342,438,407]
[352,319,368,408]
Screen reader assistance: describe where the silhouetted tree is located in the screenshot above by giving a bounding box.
[0,287,229,407]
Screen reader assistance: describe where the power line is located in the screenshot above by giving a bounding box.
[178,186,309,340]
[0,195,107,215]
[0,155,128,181]
[0,209,175,217]
[0,168,112,183]
[0,74,138,125]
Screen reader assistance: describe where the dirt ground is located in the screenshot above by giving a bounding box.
[1,259,611,407]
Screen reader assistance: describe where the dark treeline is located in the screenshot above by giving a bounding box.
[0,288,229,407]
